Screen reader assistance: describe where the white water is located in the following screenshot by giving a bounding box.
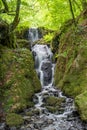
[28,28,39,47]
[29,28,84,130]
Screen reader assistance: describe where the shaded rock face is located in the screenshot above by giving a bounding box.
[23,29,29,40]
[0,103,5,123]
[53,20,87,121]
[41,61,52,86]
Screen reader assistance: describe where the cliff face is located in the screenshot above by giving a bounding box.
[0,45,41,124]
[53,19,87,121]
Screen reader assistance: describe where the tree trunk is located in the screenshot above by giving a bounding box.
[10,0,21,32]
[0,0,21,48]
[68,0,77,26]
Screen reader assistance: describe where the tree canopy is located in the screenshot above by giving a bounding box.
[0,0,87,30]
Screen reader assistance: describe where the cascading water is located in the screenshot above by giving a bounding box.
[28,28,40,48]
[24,28,85,130]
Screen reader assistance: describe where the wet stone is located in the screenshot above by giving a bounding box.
[0,123,6,130]
[41,61,52,86]
[33,95,38,104]
[28,34,86,130]
[47,119,53,124]
[10,127,17,130]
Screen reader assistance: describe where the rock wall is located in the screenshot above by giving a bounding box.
[53,20,87,121]
[0,45,41,124]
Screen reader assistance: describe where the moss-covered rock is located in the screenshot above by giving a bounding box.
[44,96,65,113]
[17,39,30,48]
[6,113,23,127]
[53,19,87,120]
[0,46,41,113]
[75,91,87,121]
[26,109,40,116]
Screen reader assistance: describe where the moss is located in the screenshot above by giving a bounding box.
[0,47,41,113]
[6,113,23,127]
[17,39,30,48]
[45,96,64,106]
[75,91,87,121]
[26,109,40,116]
[16,27,29,40]
[54,19,87,120]
[44,96,65,113]
[46,106,58,113]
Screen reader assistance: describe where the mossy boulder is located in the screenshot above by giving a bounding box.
[17,39,30,48]
[16,27,29,40]
[6,113,23,127]
[26,109,40,116]
[53,19,87,120]
[44,96,65,113]
[0,46,41,113]
[54,27,87,97]
[75,91,87,121]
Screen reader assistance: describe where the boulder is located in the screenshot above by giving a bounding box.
[41,61,52,86]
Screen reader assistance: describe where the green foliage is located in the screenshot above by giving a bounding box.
[0,0,83,30]
[75,91,87,120]
[43,33,54,42]
[44,96,65,113]
[54,17,87,120]
[6,113,23,127]
[55,51,68,58]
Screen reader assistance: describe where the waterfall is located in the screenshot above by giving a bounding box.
[27,28,85,130]
[28,28,39,47]
[32,44,53,86]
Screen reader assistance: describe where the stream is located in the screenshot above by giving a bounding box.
[21,28,85,130]
[0,28,86,130]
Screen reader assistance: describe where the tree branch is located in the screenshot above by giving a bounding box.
[10,0,21,32]
[69,0,77,26]
[1,0,9,13]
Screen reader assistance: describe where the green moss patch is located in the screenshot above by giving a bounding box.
[75,91,87,121]
[0,46,41,113]
[53,19,87,120]
[44,96,65,113]
[6,113,23,127]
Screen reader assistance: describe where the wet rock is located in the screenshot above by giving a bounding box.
[43,92,49,96]
[0,103,5,123]
[53,91,59,97]
[26,124,34,129]
[32,109,40,116]
[26,109,40,117]
[10,127,17,130]
[32,51,37,57]
[47,119,53,124]
[34,123,41,129]
[41,61,52,86]
[20,125,33,130]
[33,95,38,104]
[0,123,6,130]
[23,116,31,124]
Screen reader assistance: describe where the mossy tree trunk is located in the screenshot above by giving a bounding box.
[10,0,21,32]
[68,0,77,27]
[0,0,21,48]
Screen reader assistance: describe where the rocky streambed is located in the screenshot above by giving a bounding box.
[0,28,87,130]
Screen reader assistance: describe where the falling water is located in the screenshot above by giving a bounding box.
[26,28,85,130]
[29,28,39,42]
